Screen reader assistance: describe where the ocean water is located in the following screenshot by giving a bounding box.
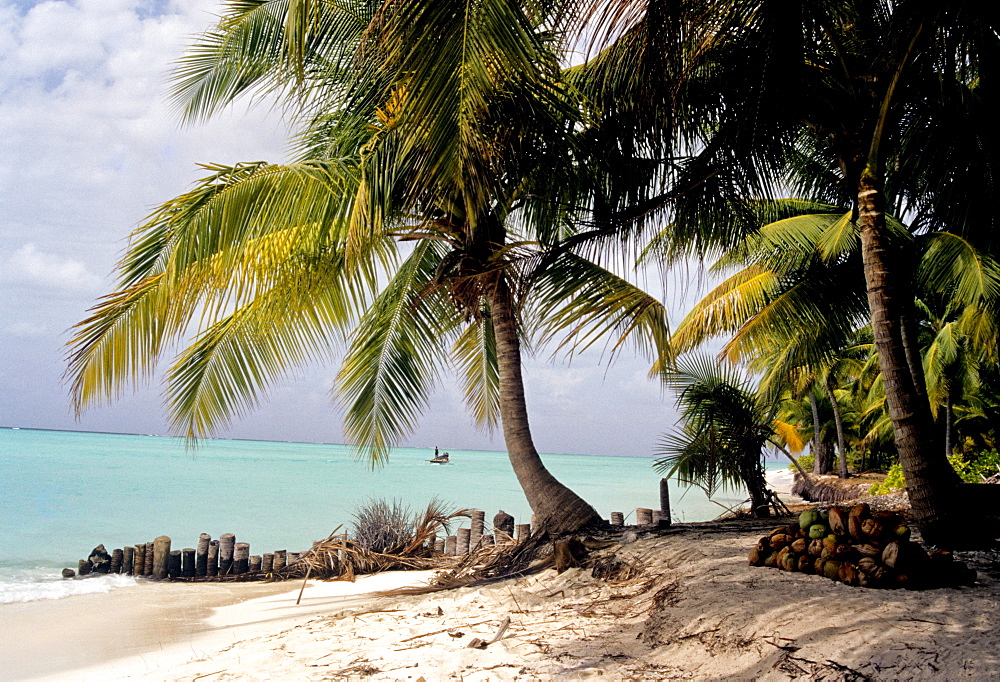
[0,427,760,605]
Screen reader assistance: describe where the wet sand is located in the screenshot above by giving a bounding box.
[0,580,292,680]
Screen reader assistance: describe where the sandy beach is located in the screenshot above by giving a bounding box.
[14,513,998,681]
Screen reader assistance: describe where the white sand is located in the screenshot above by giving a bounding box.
[58,525,1000,681]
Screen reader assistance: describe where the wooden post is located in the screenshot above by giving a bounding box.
[143,542,154,576]
[234,543,250,574]
[659,478,672,527]
[168,550,181,578]
[123,546,134,575]
[207,540,219,577]
[494,510,514,542]
[470,510,485,549]
[262,553,274,574]
[610,512,624,526]
[196,533,211,577]
[110,549,123,574]
[636,508,653,525]
[444,536,457,556]
[182,548,196,578]
[456,528,471,554]
[288,552,299,565]
[273,549,287,571]
[249,555,262,573]
[78,559,92,576]
[515,523,531,542]
[132,544,145,576]
[427,533,437,551]
[219,534,236,575]
[152,536,171,579]
[433,538,445,553]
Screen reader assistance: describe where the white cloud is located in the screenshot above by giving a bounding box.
[2,243,101,290]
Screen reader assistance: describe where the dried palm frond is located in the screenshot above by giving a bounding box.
[273,499,472,580]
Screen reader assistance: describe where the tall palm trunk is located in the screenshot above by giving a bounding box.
[810,393,833,474]
[487,278,602,534]
[824,375,849,479]
[857,173,958,542]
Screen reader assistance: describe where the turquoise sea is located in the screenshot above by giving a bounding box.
[0,427,764,604]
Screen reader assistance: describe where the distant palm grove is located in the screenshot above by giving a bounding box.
[68,1,999,544]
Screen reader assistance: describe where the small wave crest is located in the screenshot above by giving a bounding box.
[0,572,139,604]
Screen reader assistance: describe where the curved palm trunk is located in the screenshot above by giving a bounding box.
[857,173,958,542]
[487,278,602,534]
[824,376,849,479]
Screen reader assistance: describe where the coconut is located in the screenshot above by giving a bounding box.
[799,509,821,530]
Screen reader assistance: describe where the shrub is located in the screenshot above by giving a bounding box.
[351,498,415,553]
[869,450,1000,495]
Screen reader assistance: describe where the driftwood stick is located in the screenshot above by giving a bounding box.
[296,564,312,606]
[398,619,494,643]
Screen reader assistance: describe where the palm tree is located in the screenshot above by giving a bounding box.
[655,355,803,518]
[66,0,672,533]
[576,0,1000,543]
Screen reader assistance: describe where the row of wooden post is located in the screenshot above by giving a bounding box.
[83,533,308,580]
[609,479,673,527]
[432,510,522,556]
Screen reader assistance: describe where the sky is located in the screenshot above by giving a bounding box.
[0,0,706,457]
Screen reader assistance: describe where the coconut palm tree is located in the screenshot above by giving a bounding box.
[655,354,804,518]
[575,0,1000,542]
[66,0,673,533]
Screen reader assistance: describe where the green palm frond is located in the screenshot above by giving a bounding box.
[165,257,360,438]
[530,252,671,369]
[66,274,173,413]
[336,240,460,464]
[453,300,500,433]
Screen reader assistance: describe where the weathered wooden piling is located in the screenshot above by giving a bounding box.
[78,559,92,576]
[207,540,219,577]
[143,541,154,576]
[456,528,471,554]
[262,553,274,573]
[123,546,135,575]
[234,543,250,574]
[249,555,262,573]
[515,523,531,542]
[433,537,445,553]
[196,533,210,577]
[636,508,654,525]
[152,536,171,579]
[494,510,514,542]
[470,510,485,549]
[219,534,236,575]
[659,478,672,527]
[110,548,123,574]
[288,552,299,565]
[610,512,624,526]
[273,549,287,571]
[132,544,145,576]
[182,548,196,578]
[444,535,458,556]
[168,550,181,578]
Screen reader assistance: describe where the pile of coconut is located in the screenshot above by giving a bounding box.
[749,504,977,589]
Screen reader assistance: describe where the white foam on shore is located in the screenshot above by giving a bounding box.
[0,572,138,604]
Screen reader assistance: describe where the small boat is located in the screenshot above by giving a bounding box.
[427,452,450,464]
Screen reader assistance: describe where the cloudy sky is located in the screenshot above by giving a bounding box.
[0,0,703,457]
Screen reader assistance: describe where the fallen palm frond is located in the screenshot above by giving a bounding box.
[273,499,473,580]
